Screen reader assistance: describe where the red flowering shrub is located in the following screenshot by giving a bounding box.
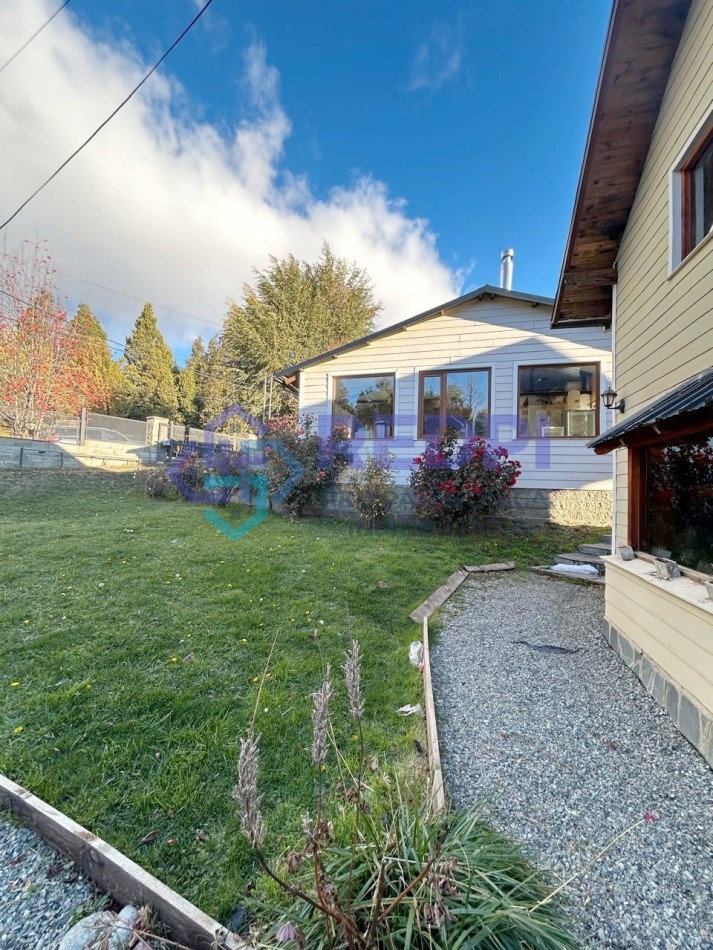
[265,414,350,517]
[410,428,522,530]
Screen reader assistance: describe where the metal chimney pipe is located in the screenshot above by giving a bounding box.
[500,248,514,290]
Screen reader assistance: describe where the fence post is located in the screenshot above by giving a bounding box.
[78,408,87,446]
[19,446,24,468]
[146,416,169,462]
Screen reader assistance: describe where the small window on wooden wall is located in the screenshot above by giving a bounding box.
[629,424,713,572]
[418,368,490,438]
[672,111,713,267]
[682,129,713,258]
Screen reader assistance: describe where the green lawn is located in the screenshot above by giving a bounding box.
[0,470,603,922]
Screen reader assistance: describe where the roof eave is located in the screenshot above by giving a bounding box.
[552,0,692,327]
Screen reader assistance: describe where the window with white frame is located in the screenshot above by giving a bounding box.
[671,110,713,267]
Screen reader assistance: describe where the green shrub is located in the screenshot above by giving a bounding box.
[134,465,178,500]
[171,446,243,507]
[410,429,522,531]
[265,414,349,517]
[344,447,396,528]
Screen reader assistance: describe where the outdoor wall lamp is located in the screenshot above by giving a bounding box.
[601,387,625,413]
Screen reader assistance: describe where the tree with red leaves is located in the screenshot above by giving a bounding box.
[0,241,104,438]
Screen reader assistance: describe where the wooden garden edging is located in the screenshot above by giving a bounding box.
[0,774,246,950]
[411,562,516,813]
[409,562,515,622]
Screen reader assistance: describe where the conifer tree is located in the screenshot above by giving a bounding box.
[121,304,178,419]
[176,337,206,427]
[221,243,380,417]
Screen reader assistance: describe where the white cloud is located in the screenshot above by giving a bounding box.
[0,1,460,353]
[408,21,466,93]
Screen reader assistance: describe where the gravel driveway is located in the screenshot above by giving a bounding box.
[0,814,94,948]
[431,572,713,950]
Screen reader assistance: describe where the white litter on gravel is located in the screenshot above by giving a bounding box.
[0,814,94,949]
[431,572,713,950]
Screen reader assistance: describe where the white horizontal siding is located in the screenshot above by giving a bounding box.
[298,298,613,489]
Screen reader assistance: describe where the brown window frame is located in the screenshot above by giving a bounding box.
[516,361,600,439]
[331,372,396,440]
[417,367,492,439]
[627,413,713,554]
[681,122,713,260]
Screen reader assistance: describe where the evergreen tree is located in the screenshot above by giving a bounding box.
[176,337,206,427]
[121,304,179,420]
[197,335,235,426]
[221,243,381,418]
[69,303,124,413]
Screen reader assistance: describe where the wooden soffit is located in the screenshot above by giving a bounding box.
[552,0,693,326]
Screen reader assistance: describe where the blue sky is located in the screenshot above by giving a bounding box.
[0,0,611,360]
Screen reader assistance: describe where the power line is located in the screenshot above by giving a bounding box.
[57,270,223,329]
[0,287,127,354]
[0,0,72,76]
[0,286,246,387]
[0,0,214,232]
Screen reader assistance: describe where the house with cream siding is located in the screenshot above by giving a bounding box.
[277,284,613,526]
[552,0,713,763]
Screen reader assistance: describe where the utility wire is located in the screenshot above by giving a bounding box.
[0,0,214,232]
[57,270,224,329]
[0,287,127,353]
[0,0,72,76]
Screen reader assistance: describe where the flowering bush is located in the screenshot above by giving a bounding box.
[344,447,396,529]
[410,428,521,530]
[171,444,243,507]
[265,414,349,517]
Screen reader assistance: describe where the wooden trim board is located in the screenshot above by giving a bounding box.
[410,562,515,622]
[421,618,446,814]
[0,774,246,950]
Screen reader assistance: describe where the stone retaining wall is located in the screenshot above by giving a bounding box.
[315,484,611,528]
[0,436,157,470]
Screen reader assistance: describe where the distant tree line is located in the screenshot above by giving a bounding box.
[0,240,381,438]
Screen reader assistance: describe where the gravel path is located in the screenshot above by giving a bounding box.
[431,572,713,950]
[0,813,94,949]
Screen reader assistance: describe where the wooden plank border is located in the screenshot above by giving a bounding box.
[0,774,246,950]
[421,617,446,814]
[410,562,515,622]
[412,561,515,813]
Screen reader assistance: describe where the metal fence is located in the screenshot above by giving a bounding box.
[45,412,148,446]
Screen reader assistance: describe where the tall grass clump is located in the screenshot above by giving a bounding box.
[236,642,575,949]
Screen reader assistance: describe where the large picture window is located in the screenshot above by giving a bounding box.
[517,363,599,438]
[332,374,395,439]
[633,429,713,573]
[418,368,490,438]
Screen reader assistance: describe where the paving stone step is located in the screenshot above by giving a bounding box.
[555,552,605,570]
[579,542,612,556]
